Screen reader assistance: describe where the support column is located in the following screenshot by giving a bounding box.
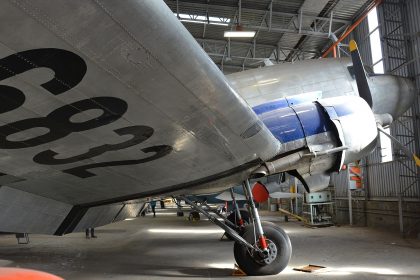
[348,189,353,226]
[398,194,404,236]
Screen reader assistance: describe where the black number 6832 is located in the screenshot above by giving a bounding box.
[0,48,172,178]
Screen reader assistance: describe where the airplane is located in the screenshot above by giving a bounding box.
[0,0,416,276]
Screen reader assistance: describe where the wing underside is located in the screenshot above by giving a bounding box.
[0,0,279,234]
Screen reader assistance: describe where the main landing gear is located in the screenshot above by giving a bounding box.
[178,179,292,276]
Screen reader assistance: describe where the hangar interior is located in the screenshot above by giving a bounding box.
[165,0,420,237]
[1,0,420,279]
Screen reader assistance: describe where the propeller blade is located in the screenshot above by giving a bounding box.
[349,40,373,108]
[377,125,420,167]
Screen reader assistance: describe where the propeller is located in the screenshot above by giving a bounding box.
[349,40,373,108]
[377,126,420,166]
[349,40,420,167]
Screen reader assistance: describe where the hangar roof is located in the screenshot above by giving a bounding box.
[164,0,374,73]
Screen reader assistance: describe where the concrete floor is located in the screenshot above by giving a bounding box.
[0,208,420,279]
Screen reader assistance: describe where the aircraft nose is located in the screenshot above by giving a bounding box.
[370,74,416,120]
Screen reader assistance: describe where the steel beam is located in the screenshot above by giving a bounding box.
[208,53,268,62]
[195,38,319,54]
[164,0,351,24]
[180,18,331,38]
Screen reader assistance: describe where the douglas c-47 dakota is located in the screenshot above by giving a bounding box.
[0,0,417,276]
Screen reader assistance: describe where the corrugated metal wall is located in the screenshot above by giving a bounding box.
[401,0,420,200]
[377,0,419,200]
[331,0,420,201]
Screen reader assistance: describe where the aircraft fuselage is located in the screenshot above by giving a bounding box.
[225,58,415,191]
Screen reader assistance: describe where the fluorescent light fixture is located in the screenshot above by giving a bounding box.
[174,13,230,26]
[179,19,228,26]
[224,31,256,38]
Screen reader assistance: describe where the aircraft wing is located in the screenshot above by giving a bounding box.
[0,1,280,234]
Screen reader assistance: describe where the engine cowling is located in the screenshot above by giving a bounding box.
[253,95,377,178]
[316,96,378,168]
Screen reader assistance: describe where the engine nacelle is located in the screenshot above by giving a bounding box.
[317,96,378,167]
[254,94,377,177]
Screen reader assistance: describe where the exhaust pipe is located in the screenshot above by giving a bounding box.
[251,151,308,178]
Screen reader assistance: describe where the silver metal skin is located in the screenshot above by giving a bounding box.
[227,58,414,191]
[227,58,416,121]
[317,96,378,165]
[370,74,416,120]
[252,95,378,192]
[0,0,280,234]
[303,146,348,157]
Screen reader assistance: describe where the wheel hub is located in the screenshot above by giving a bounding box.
[263,240,278,264]
[252,239,277,265]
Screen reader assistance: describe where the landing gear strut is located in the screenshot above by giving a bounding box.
[224,187,249,239]
[178,179,292,276]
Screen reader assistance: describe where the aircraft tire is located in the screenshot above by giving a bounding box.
[233,224,291,276]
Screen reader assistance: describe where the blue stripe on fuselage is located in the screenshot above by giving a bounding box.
[259,106,305,143]
[294,103,336,137]
[253,99,289,115]
[254,102,338,143]
[252,92,322,115]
